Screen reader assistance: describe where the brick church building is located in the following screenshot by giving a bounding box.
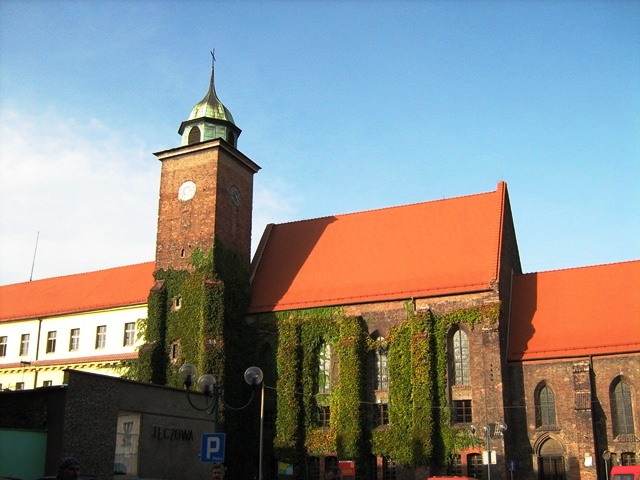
[1,61,638,480]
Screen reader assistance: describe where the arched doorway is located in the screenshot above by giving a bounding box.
[537,437,566,480]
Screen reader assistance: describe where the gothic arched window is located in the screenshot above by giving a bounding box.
[452,328,470,385]
[535,383,557,428]
[611,377,635,438]
[318,342,331,394]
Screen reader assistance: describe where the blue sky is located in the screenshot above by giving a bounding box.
[0,0,638,285]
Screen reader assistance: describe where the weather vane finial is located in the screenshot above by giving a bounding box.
[211,49,216,67]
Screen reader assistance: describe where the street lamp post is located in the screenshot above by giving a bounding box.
[471,423,507,480]
[178,363,265,477]
[245,366,265,480]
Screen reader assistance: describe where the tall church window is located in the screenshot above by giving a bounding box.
[535,383,557,428]
[375,347,389,391]
[611,377,635,438]
[318,342,331,394]
[452,328,470,385]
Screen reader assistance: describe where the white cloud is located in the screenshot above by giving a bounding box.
[0,109,301,285]
[0,109,159,285]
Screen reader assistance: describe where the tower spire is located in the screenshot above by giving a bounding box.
[178,51,241,147]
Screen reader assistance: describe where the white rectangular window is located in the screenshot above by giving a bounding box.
[16,382,24,390]
[46,331,57,353]
[42,380,53,387]
[123,322,136,346]
[95,325,107,349]
[19,334,30,356]
[0,336,7,357]
[69,328,80,351]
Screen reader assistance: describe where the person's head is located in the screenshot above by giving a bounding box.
[325,466,342,479]
[57,457,80,480]
[211,463,226,479]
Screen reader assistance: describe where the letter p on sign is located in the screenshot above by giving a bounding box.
[201,433,226,463]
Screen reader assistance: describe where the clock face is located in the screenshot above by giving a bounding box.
[178,181,196,201]
[230,186,241,207]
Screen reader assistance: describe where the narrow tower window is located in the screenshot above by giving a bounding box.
[188,126,201,145]
[172,296,182,311]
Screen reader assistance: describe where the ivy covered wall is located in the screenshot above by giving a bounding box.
[259,302,500,478]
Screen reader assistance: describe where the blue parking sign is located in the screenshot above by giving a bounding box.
[201,433,226,463]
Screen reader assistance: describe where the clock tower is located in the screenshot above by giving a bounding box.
[153,55,260,273]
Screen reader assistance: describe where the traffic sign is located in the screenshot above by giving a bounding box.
[202,433,226,463]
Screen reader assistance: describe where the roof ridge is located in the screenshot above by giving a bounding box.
[492,181,507,281]
[2,261,155,287]
[271,188,500,228]
[518,259,640,277]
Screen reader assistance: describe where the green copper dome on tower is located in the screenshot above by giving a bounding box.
[178,51,241,148]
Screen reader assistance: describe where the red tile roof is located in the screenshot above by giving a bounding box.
[249,182,510,313]
[0,262,155,322]
[508,260,640,361]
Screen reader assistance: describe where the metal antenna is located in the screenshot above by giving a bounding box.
[29,231,40,281]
